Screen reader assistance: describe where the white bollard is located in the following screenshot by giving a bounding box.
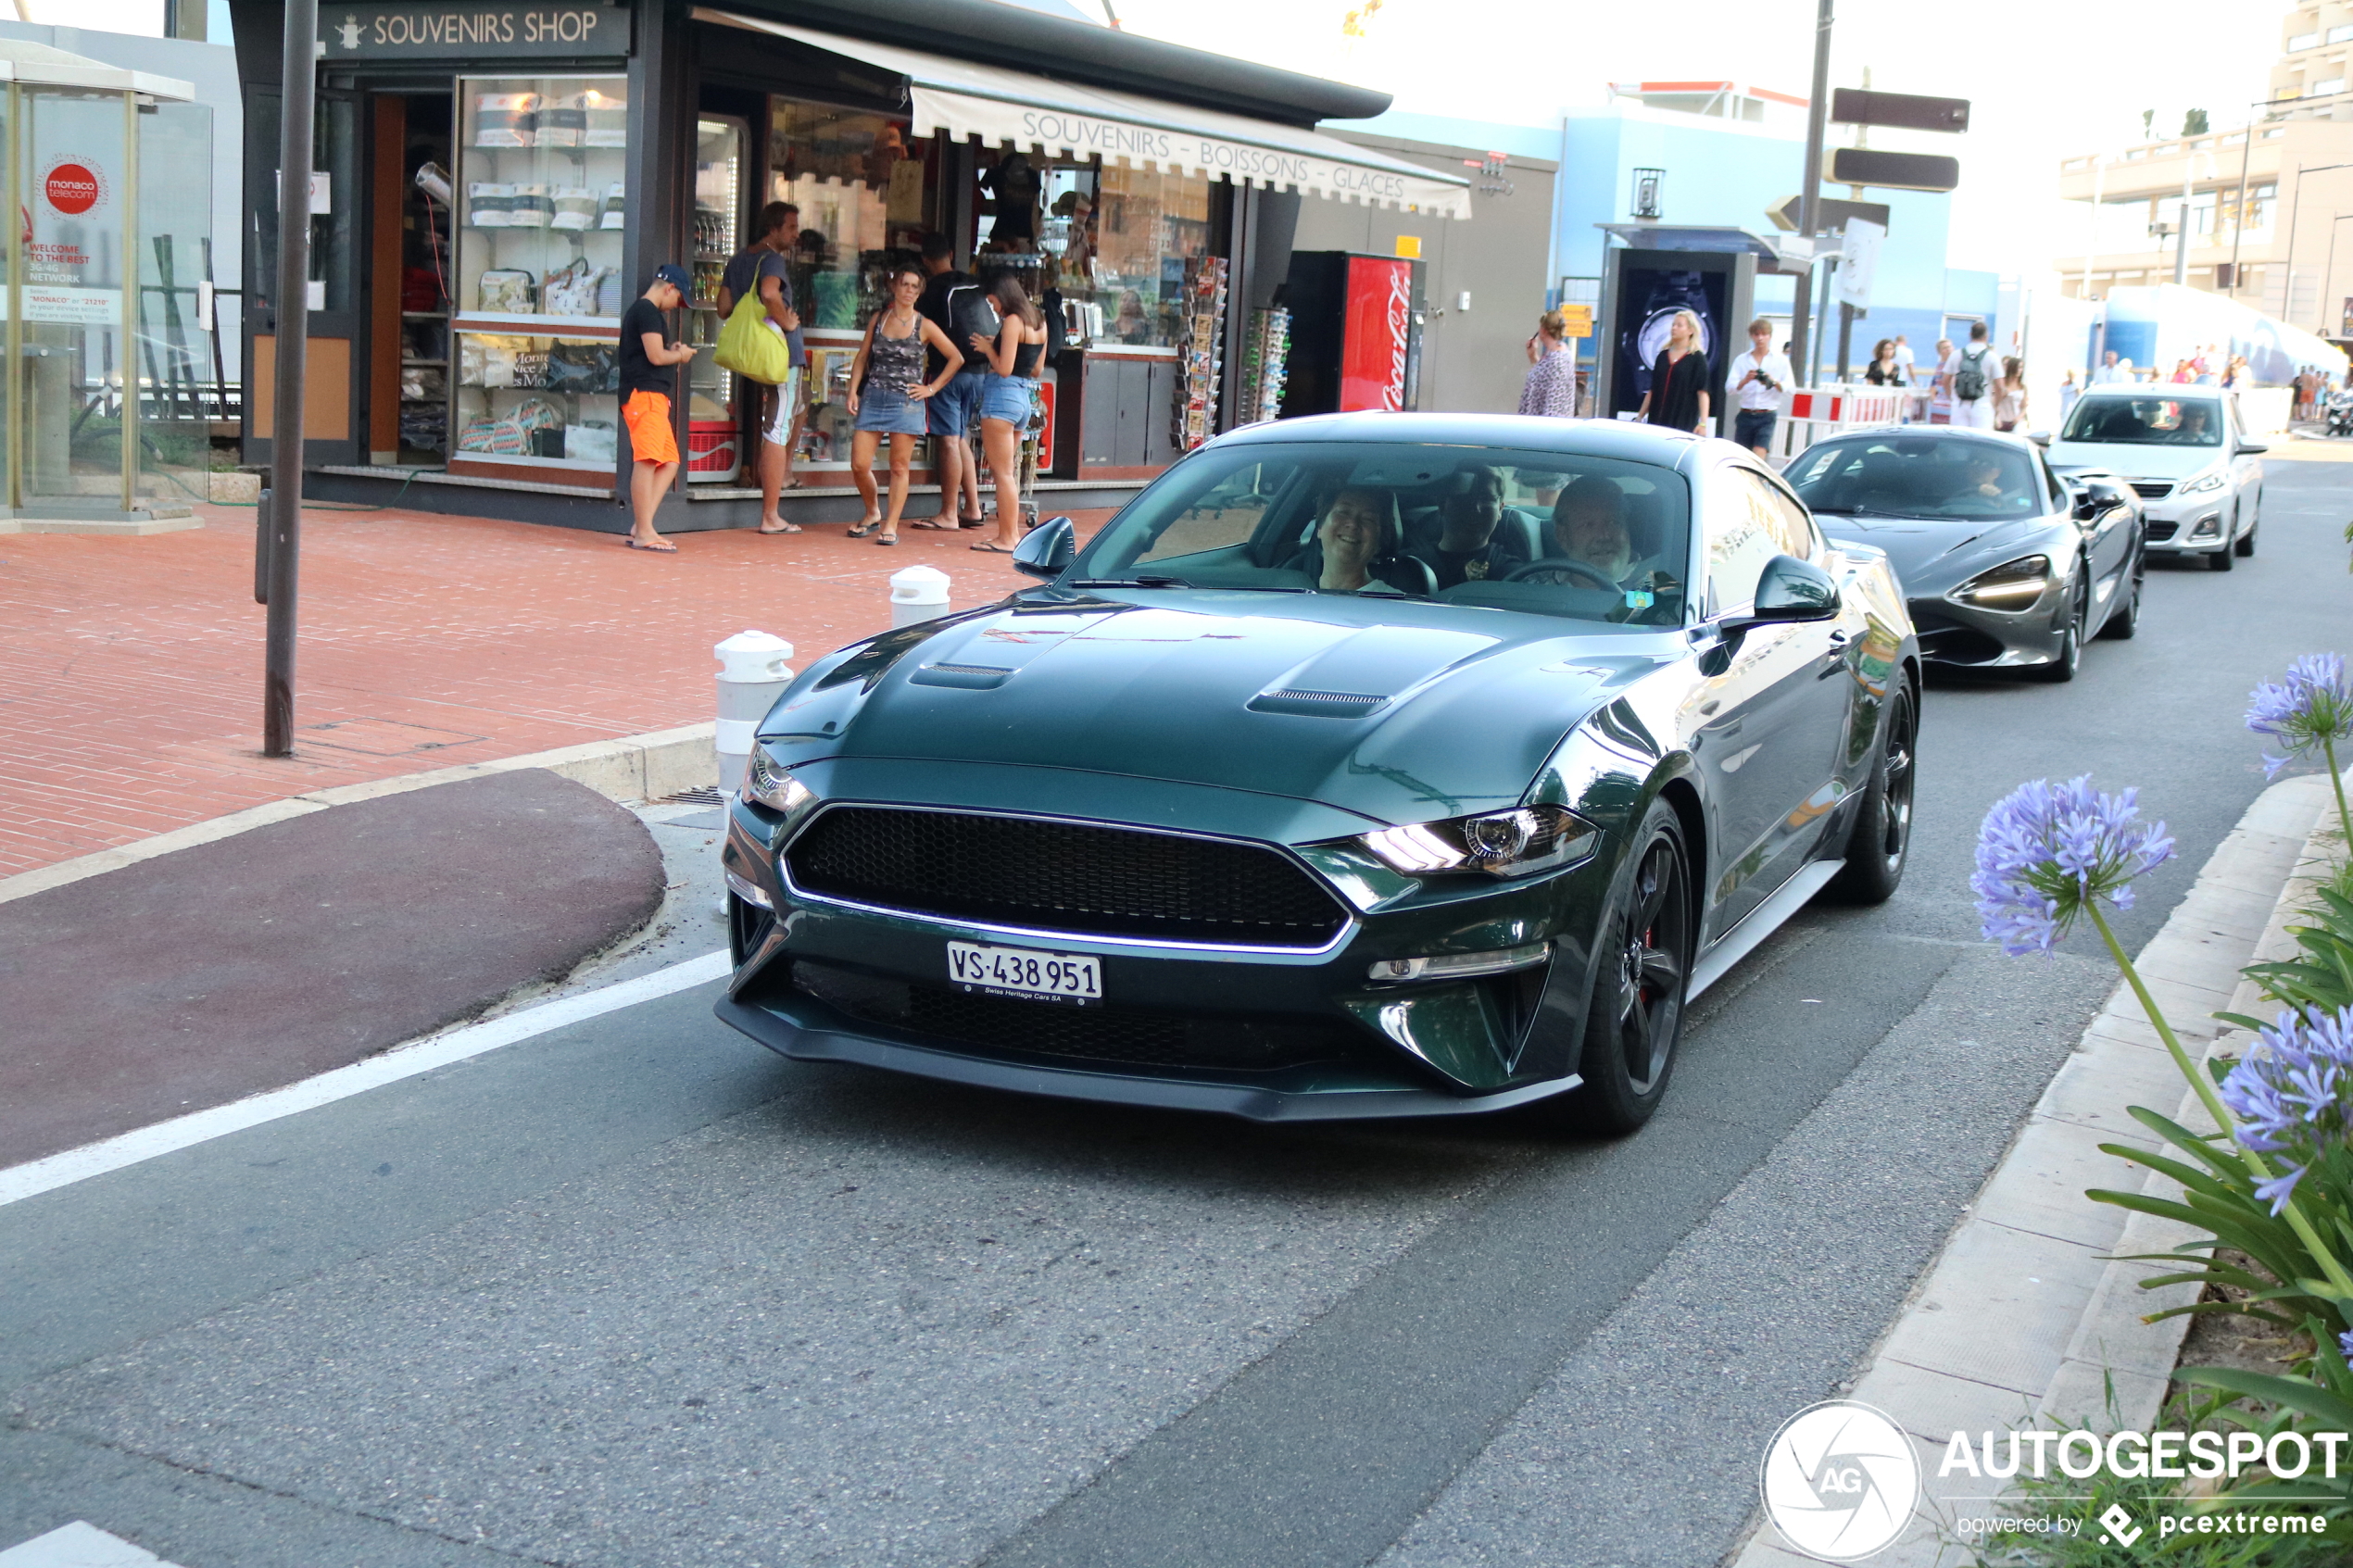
[889,564,951,628]
[713,630,794,795]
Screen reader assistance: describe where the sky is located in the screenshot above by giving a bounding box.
[1105,0,2282,275]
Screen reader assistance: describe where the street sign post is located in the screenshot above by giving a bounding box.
[1767,194,1890,234]
[1824,147,1960,194]
[1831,88,1970,134]
[1834,219,1883,309]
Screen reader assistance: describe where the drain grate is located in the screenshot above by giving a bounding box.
[661,785,725,806]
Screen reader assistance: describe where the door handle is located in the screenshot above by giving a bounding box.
[1817,629,1850,676]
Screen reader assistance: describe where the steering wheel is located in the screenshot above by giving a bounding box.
[1502,557,1625,591]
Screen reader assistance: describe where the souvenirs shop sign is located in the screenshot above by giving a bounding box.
[321,2,632,59]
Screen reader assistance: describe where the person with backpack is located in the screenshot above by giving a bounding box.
[964,274,1049,554]
[909,233,988,532]
[1949,323,1996,429]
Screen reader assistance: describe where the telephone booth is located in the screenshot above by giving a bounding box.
[0,39,212,527]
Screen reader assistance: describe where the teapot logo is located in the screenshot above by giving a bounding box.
[335,15,362,49]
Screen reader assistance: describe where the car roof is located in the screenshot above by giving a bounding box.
[1799,426,2034,451]
[1213,411,1705,470]
[2077,385,2225,401]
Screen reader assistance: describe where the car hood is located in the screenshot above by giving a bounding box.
[1812,512,2056,596]
[760,592,1671,826]
[2046,439,2224,481]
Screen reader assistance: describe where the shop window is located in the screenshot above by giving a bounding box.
[766,98,924,332]
[1072,162,1211,351]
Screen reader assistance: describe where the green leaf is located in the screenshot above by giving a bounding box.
[2179,1365,2353,1430]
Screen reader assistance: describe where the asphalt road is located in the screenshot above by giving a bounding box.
[5,456,2348,1568]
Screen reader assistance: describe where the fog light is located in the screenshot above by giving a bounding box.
[725,870,773,909]
[1367,940,1549,984]
[2188,513,2222,539]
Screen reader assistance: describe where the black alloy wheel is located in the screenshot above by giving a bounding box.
[2099,558,2143,640]
[1825,679,1917,905]
[1562,799,1692,1135]
[2035,581,2087,682]
[2210,512,2237,571]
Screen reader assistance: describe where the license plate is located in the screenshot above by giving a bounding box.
[947,941,1101,1006]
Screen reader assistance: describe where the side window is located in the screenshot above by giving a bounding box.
[1704,470,1782,613]
[1743,470,1821,558]
[1136,459,1298,564]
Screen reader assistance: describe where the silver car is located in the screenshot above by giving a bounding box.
[2043,387,2266,570]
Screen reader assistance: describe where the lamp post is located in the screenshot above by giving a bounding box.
[1790,0,1833,383]
[262,0,318,758]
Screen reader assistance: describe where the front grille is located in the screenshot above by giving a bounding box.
[787,960,1367,1073]
[2144,519,2179,542]
[786,806,1351,948]
[1906,607,2008,666]
[2130,482,2173,499]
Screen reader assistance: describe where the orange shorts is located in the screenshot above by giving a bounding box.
[622,390,678,466]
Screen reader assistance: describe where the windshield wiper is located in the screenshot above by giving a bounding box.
[1067,574,1192,589]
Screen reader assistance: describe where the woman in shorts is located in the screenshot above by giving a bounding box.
[847,265,963,546]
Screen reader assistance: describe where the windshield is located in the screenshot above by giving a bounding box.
[1785,434,2045,521]
[2060,395,2224,446]
[1063,442,1692,626]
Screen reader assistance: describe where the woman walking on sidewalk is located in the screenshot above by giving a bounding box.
[1992,357,2027,433]
[1635,308,1709,435]
[965,274,1049,555]
[846,266,963,546]
[1516,310,1578,417]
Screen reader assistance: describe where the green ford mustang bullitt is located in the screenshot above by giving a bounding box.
[715,412,1920,1131]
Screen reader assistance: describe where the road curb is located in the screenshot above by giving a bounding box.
[0,721,717,910]
[1733,771,2340,1568]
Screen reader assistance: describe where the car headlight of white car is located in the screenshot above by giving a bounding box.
[2178,469,2229,496]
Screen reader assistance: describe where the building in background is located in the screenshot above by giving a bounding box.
[2271,2,2353,120]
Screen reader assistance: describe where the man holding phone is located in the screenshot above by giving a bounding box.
[1730,317,1793,459]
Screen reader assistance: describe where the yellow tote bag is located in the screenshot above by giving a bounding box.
[714,293,792,384]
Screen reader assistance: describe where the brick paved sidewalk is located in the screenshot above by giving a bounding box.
[0,502,1108,878]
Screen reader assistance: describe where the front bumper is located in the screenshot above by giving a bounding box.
[2135,490,2229,553]
[713,775,1607,1121]
[1904,588,2068,669]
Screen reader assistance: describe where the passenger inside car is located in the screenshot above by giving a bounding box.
[1295,486,1440,596]
[1543,476,1653,585]
[1410,468,1535,588]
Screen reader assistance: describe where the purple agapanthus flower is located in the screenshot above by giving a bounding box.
[1972,777,2175,956]
[2246,653,2353,780]
[2221,1009,2353,1216]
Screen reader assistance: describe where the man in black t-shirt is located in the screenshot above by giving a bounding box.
[715,201,805,533]
[1411,468,1529,588]
[620,266,698,552]
[911,232,986,529]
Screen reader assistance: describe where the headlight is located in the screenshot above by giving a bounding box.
[1361,806,1599,878]
[1953,555,2050,609]
[742,746,813,813]
[2178,469,2228,495]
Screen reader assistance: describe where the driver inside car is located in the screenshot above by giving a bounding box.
[2168,403,2215,444]
[1413,467,1530,588]
[1516,475,1653,587]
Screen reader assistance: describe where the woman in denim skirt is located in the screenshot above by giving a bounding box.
[847,266,963,545]
[965,274,1050,554]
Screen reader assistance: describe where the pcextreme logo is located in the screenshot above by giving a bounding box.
[1759,1400,1920,1561]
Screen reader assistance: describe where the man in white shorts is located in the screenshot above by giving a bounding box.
[716,201,805,534]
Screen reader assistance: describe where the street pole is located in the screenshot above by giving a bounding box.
[2174,148,2193,286]
[263,0,317,758]
[2227,107,2257,295]
[1790,0,1833,383]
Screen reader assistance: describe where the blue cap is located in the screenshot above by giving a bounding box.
[653,264,691,292]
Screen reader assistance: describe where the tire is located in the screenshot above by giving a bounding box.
[2234,511,2257,558]
[1824,679,1917,906]
[2099,559,2142,639]
[2209,537,2235,571]
[2034,583,2086,682]
[1559,799,1693,1135]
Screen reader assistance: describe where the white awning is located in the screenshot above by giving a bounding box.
[695,9,1470,219]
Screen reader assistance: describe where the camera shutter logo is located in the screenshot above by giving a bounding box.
[1759,1400,1920,1561]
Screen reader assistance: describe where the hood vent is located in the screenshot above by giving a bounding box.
[909,662,1015,690]
[1247,688,1390,719]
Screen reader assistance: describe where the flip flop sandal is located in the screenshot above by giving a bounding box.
[970,541,1017,553]
[756,521,802,534]
[847,521,882,538]
[625,537,677,552]
[875,533,899,546]
[908,519,956,531]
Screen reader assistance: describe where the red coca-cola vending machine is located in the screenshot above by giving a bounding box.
[1277,251,1426,418]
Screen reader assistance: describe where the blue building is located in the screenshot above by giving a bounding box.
[1334,90,2000,383]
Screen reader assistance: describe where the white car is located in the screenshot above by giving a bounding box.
[2043,387,2266,571]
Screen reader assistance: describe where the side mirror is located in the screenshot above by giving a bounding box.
[2026,430,2052,447]
[2236,439,2270,455]
[2075,477,2128,520]
[1724,554,1841,632]
[1012,515,1076,580]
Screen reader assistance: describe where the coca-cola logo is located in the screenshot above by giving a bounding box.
[1383,262,1412,411]
[43,160,103,216]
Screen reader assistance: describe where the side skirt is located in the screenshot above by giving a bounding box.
[1687,859,1844,1000]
